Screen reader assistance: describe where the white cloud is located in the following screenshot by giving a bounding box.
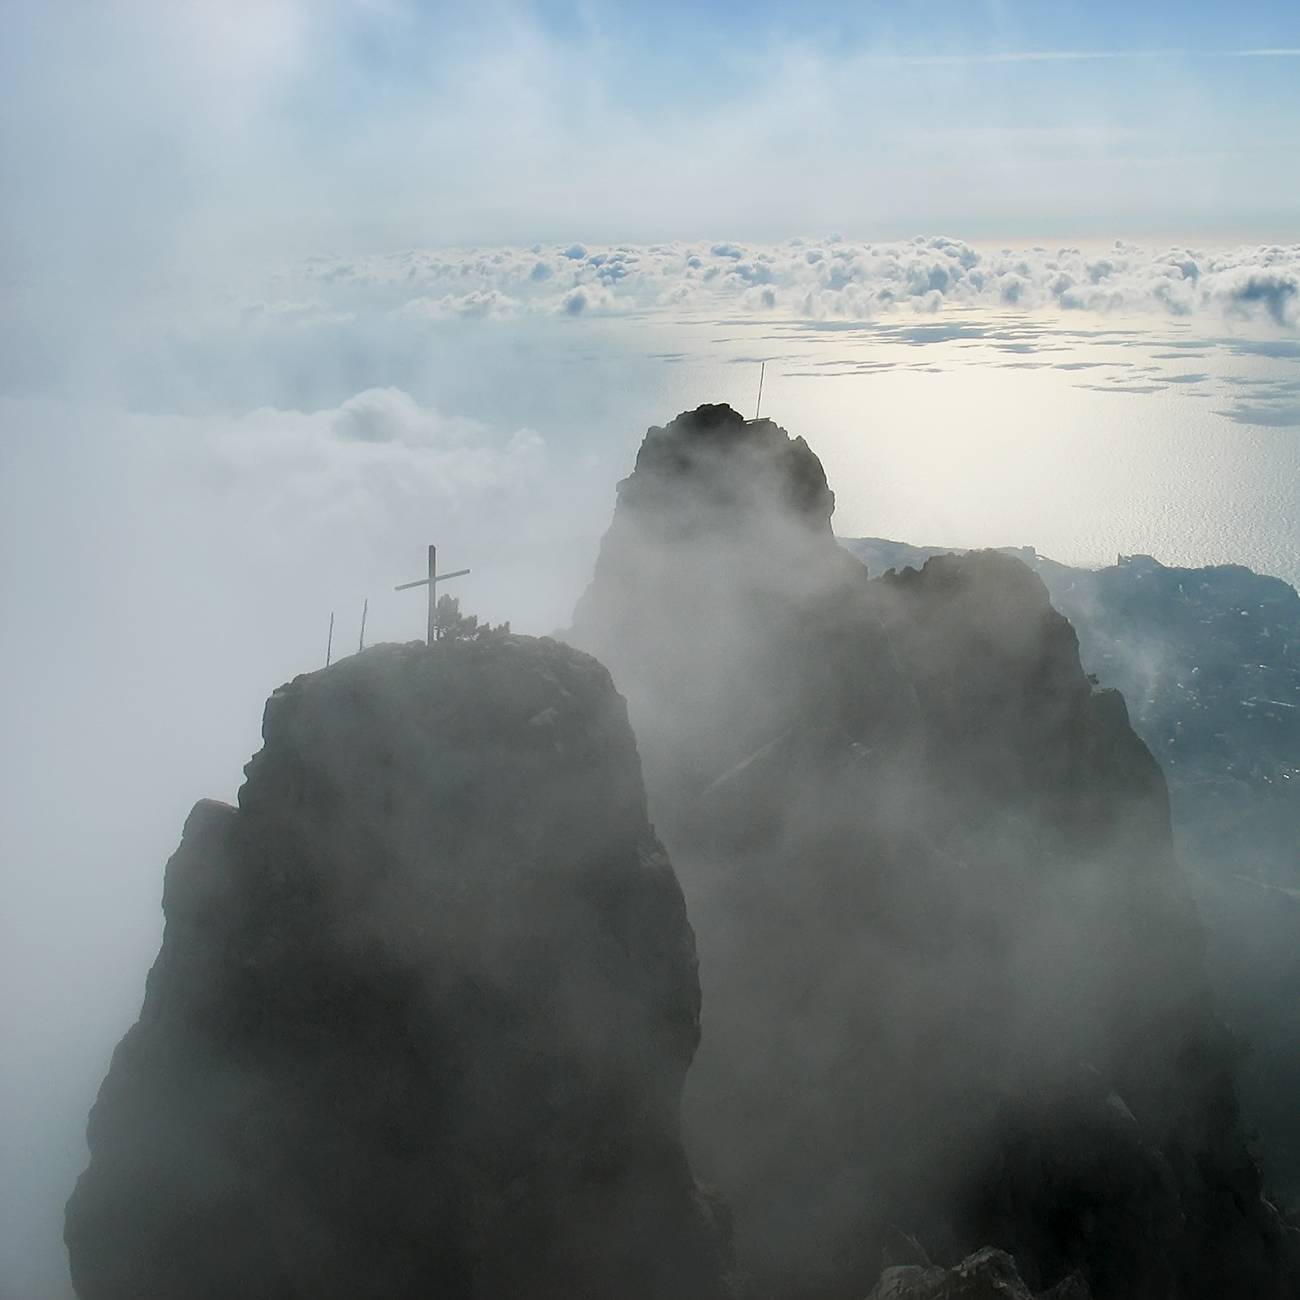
[208,388,545,510]
[277,237,1300,329]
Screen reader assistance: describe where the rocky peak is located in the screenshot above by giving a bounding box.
[66,636,735,1300]
[615,403,837,541]
[568,408,1299,1300]
[571,404,910,804]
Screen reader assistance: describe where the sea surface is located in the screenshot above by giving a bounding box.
[560,307,1300,590]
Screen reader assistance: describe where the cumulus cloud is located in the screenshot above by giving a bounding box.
[277,237,1300,330]
[399,288,523,321]
[329,386,520,449]
[215,389,545,511]
[1213,267,1299,328]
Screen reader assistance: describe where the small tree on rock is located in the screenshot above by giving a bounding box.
[434,594,509,643]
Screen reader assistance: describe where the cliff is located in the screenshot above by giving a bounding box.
[65,637,735,1300]
[569,404,1299,1300]
[846,538,1300,1207]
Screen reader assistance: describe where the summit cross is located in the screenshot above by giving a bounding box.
[394,544,470,645]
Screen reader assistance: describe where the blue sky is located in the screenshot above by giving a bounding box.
[595,0,1298,54]
[320,0,1300,174]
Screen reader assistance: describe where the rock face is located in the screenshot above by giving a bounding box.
[66,637,734,1300]
[569,404,1299,1300]
[571,403,915,809]
[845,538,1300,1211]
[868,1246,1090,1300]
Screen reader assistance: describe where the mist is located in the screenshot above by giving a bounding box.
[4,2,1300,1298]
[564,405,1276,1295]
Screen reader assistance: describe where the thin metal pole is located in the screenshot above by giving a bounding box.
[326,611,334,667]
[427,544,437,646]
[358,598,368,653]
[755,361,765,420]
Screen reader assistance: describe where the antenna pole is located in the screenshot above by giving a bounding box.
[358,597,368,653]
[326,611,334,667]
[755,361,765,420]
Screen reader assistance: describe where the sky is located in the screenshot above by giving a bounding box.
[3,0,1300,285]
[1,2,1298,1297]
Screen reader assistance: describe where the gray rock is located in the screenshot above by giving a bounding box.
[66,636,735,1300]
[569,405,1299,1299]
[867,1246,1090,1299]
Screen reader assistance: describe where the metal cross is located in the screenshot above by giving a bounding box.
[394,544,470,645]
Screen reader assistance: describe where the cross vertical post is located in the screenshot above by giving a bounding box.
[326,611,335,667]
[427,544,437,645]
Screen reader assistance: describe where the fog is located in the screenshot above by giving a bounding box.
[565,406,1241,1293]
[0,391,597,1297]
[5,309,1299,1299]
[4,3,1300,1297]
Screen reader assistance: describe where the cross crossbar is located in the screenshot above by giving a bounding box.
[394,568,470,591]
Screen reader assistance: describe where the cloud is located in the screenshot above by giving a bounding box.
[399,288,523,321]
[1212,268,1299,328]
[329,386,515,448]
[218,389,546,507]
[275,237,1300,330]
[5,0,1299,320]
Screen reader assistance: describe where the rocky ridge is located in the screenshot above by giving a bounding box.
[570,403,1299,1300]
[845,537,1300,1207]
[65,402,1299,1300]
[66,636,735,1300]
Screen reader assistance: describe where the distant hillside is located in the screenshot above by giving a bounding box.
[843,540,1299,809]
[844,537,1300,1204]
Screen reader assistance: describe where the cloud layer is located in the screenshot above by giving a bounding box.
[281,238,1300,329]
